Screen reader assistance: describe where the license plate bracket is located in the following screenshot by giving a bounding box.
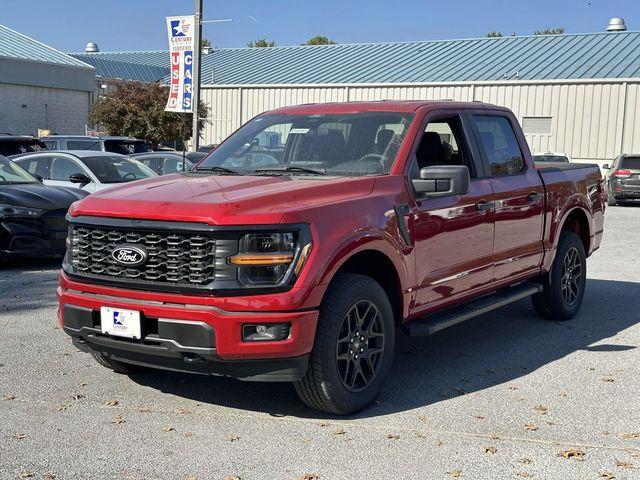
[100,306,142,339]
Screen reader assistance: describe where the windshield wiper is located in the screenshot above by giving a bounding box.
[194,166,243,175]
[253,166,327,176]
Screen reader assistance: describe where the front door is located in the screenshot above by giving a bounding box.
[409,112,495,314]
[470,113,545,282]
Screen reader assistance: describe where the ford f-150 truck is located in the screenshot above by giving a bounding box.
[58,101,604,414]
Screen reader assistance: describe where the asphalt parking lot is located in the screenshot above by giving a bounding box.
[1,206,639,480]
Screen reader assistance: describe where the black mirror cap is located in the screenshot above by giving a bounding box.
[69,173,91,185]
[412,165,470,197]
[602,164,610,170]
[34,174,44,183]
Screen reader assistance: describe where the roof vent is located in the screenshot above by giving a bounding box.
[85,42,100,53]
[606,17,627,32]
[202,45,212,55]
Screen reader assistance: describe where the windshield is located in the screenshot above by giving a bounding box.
[0,156,37,184]
[78,156,157,183]
[198,112,415,176]
[0,140,46,156]
[533,155,568,163]
[104,140,150,155]
[620,157,640,170]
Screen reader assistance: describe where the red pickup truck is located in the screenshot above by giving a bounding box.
[58,101,604,414]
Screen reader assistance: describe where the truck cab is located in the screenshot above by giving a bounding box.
[58,101,604,414]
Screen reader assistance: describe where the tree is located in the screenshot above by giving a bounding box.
[303,35,337,45]
[534,27,565,35]
[486,31,503,38]
[247,38,276,48]
[201,38,211,48]
[90,82,208,148]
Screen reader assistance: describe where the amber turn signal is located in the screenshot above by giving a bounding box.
[229,253,294,266]
[294,243,313,275]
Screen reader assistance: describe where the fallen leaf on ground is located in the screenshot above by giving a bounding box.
[559,391,568,397]
[176,408,191,414]
[228,434,240,442]
[516,473,532,478]
[507,385,518,390]
[602,375,615,383]
[518,458,533,465]
[224,476,241,480]
[332,428,346,435]
[558,448,585,461]
[475,416,485,420]
[436,440,444,447]
[105,399,119,407]
[162,426,175,432]
[2,394,15,401]
[416,432,428,438]
[43,474,55,480]
[615,459,637,469]
[622,432,640,439]
[18,472,33,478]
[483,446,497,454]
[53,403,68,412]
[387,434,400,440]
[447,470,463,478]
[490,434,499,440]
[524,423,538,431]
[71,394,85,400]
[138,407,151,413]
[417,415,427,422]
[14,433,27,440]
[77,382,87,387]
[185,432,193,437]
[297,474,319,480]
[600,471,615,479]
[185,476,197,480]
[112,414,125,425]
[533,404,548,414]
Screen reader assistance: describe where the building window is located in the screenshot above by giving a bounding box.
[522,117,552,135]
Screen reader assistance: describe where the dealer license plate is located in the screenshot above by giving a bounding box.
[100,307,141,339]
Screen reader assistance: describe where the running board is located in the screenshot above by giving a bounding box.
[405,283,542,336]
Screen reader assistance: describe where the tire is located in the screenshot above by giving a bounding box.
[294,273,395,415]
[532,231,586,321]
[606,191,617,206]
[91,352,146,374]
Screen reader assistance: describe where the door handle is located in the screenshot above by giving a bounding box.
[527,192,545,202]
[475,200,494,212]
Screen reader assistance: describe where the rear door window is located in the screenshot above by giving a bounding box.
[473,116,525,176]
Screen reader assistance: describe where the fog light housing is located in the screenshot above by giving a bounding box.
[242,323,291,342]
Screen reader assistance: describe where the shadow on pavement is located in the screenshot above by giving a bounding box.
[126,278,638,419]
[0,257,62,313]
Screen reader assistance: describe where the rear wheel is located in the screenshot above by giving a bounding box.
[91,352,146,374]
[532,231,586,321]
[294,273,395,415]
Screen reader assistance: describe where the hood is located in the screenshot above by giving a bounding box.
[0,183,88,210]
[71,173,375,225]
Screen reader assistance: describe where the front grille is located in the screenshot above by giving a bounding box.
[70,225,218,287]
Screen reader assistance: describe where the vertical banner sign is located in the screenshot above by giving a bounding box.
[165,15,195,113]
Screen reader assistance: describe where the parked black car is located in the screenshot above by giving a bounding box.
[0,135,47,156]
[0,156,88,258]
[603,155,640,206]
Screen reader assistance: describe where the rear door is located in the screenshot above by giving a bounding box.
[470,112,545,283]
[408,110,495,312]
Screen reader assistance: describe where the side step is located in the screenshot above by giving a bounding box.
[405,282,542,336]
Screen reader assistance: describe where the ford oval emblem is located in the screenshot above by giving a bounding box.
[111,245,148,267]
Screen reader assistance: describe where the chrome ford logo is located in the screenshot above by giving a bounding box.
[111,245,148,267]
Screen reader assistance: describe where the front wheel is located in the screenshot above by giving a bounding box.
[294,273,395,415]
[532,231,586,321]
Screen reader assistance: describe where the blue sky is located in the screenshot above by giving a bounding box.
[4,0,640,52]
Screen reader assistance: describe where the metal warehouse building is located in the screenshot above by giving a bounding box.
[0,24,96,136]
[76,28,640,165]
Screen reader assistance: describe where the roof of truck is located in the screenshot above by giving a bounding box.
[267,100,508,115]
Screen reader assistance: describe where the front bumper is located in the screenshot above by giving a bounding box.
[58,275,320,382]
[1,217,66,258]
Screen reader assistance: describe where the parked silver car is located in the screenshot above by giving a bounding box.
[42,135,150,155]
[12,150,157,193]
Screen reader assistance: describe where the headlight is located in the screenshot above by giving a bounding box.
[0,203,45,218]
[229,232,312,286]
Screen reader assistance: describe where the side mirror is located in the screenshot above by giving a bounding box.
[34,174,44,183]
[412,165,470,197]
[602,164,610,170]
[69,173,91,186]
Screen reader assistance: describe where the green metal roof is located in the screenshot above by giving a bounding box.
[71,54,169,82]
[71,31,640,85]
[0,24,92,68]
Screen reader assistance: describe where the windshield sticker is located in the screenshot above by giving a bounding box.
[289,128,310,135]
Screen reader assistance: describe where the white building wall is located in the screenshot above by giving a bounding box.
[201,80,640,164]
[0,82,92,136]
